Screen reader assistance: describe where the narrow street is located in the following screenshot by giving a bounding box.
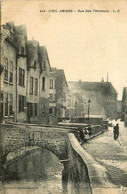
[83,121,127,188]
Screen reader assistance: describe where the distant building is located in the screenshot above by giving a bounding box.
[68,80,118,120]
[66,89,75,119]
[122,87,127,125]
[117,100,122,118]
[52,68,68,120]
[49,68,58,124]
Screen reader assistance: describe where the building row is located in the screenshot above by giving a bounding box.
[1,22,119,125]
[0,22,73,124]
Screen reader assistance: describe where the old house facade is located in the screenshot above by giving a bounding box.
[1,22,17,122]
[52,68,68,120]
[122,87,127,125]
[48,68,58,124]
[26,40,40,123]
[15,25,28,122]
[49,68,56,116]
[38,46,51,124]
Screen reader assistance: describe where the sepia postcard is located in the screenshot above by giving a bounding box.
[1,0,127,193]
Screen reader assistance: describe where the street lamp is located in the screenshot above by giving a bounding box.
[88,99,91,125]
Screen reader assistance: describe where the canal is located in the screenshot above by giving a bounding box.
[2,148,64,194]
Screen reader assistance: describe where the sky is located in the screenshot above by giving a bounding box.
[1,0,127,100]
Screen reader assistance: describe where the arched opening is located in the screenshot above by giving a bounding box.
[3,147,68,194]
[2,147,67,193]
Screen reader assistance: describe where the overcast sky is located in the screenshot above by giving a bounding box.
[1,0,127,100]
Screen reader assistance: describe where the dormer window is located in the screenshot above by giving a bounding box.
[42,61,46,71]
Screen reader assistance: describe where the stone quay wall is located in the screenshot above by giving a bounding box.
[68,133,114,194]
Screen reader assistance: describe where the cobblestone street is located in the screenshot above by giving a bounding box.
[83,121,127,188]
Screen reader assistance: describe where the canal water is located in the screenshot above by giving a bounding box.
[2,148,64,194]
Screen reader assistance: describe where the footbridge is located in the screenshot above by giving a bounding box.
[1,123,119,194]
[1,123,73,164]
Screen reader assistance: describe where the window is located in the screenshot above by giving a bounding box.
[10,61,13,83]
[49,79,53,89]
[19,68,25,86]
[49,108,52,114]
[34,103,37,117]
[49,94,53,102]
[19,95,21,112]
[5,93,8,116]
[42,61,46,71]
[34,61,36,69]
[41,98,45,114]
[4,58,8,80]
[19,95,26,112]
[9,94,13,115]
[1,93,3,102]
[42,77,45,91]
[29,103,33,117]
[35,78,38,96]
[30,77,34,94]
[21,47,24,55]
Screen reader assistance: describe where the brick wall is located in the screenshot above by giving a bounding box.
[1,124,29,158]
[1,124,70,163]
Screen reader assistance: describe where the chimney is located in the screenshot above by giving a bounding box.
[101,77,104,82]
[107,73,109,82]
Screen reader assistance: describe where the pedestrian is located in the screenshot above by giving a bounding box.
[79,127,84,141]
[84,127,88,135]
[88,125,92,137]
[116,123,119,139]
[113,123,119,140]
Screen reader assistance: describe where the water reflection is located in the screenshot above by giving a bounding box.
[3,148,64,194]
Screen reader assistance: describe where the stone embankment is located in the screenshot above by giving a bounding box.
[68,133,124,194]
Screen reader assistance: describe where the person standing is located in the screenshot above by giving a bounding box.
[79,127,84,141]
[116,123,119,139]
[113,123,119,140]
[88,125,92,137]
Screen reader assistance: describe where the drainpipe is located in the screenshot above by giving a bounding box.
[15,50,18,122]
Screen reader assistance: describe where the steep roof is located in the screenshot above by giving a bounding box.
[52,68,68,87]
[38,46,51,71]
[26,40,39,68]
[68,81,117,96]
[14,24,27,52]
